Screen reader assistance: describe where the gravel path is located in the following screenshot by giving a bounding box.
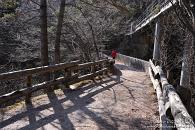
[0,61,159,130]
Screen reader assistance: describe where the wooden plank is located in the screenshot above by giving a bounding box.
[0,60,79,81]
[149,67,170,130]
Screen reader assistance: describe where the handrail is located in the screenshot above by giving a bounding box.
[0,59,114,105]
[149,59,195,129]
[149,67,170,129]
[0,60,80,80]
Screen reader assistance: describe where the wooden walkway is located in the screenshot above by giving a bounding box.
[0,61,159,130]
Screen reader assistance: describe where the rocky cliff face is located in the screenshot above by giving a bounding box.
[106,25,154,61]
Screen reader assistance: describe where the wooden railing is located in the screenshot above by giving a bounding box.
[0,59,114,105]
[149,59,195,129]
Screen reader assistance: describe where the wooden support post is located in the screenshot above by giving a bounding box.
[25,75,32,103]
[65,68,72,88]
[153,19,161,65]
[91,64,96,80]
[104,60,109,76]
[92,64,96,74]
[179,53,190,87]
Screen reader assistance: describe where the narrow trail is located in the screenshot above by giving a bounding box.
[0,61,159,130]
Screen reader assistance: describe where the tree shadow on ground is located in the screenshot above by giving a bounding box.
[0,77,124,130]
[0,69,157,130]
[128,117,159,130]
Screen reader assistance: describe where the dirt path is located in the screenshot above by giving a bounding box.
[0,61,159,130]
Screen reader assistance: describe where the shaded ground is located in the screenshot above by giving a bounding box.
[0,61,159,130]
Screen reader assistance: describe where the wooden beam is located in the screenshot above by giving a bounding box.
[149,67,171,130]
[0,60,79,81]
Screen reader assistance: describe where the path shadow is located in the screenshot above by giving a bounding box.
[128,117,158,130]
[0,77,122,130]
[25,100,36,126]
[47,92,75,130]
[62,78,122,130]
[112,65,122,83]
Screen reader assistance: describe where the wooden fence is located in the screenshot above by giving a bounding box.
[149,59,195,130]
[0,59,114,105]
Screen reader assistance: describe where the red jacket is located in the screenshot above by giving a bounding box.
[111,50,117,58]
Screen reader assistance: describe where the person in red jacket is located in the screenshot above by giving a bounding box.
[111,50,117,59]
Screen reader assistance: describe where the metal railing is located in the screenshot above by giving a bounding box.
[129,0,177,34]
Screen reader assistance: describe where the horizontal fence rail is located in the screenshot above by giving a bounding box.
[116,53,150,72]
[0,59,114,106]
[0,60,80,81]
[149,59,195,130]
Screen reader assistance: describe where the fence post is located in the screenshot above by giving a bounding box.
[92,64,96,74]
[25,75,32,103]
[64,68,72,88]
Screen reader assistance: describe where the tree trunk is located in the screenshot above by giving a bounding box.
[91,26,100,60]
[191,3,195,90]
[78,8,99,60]
[55,0,66,64]
[40,0,49,80]
[86,15,99,60]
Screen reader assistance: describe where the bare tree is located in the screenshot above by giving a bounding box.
[54,0,66,64]
[40,0,49,80]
